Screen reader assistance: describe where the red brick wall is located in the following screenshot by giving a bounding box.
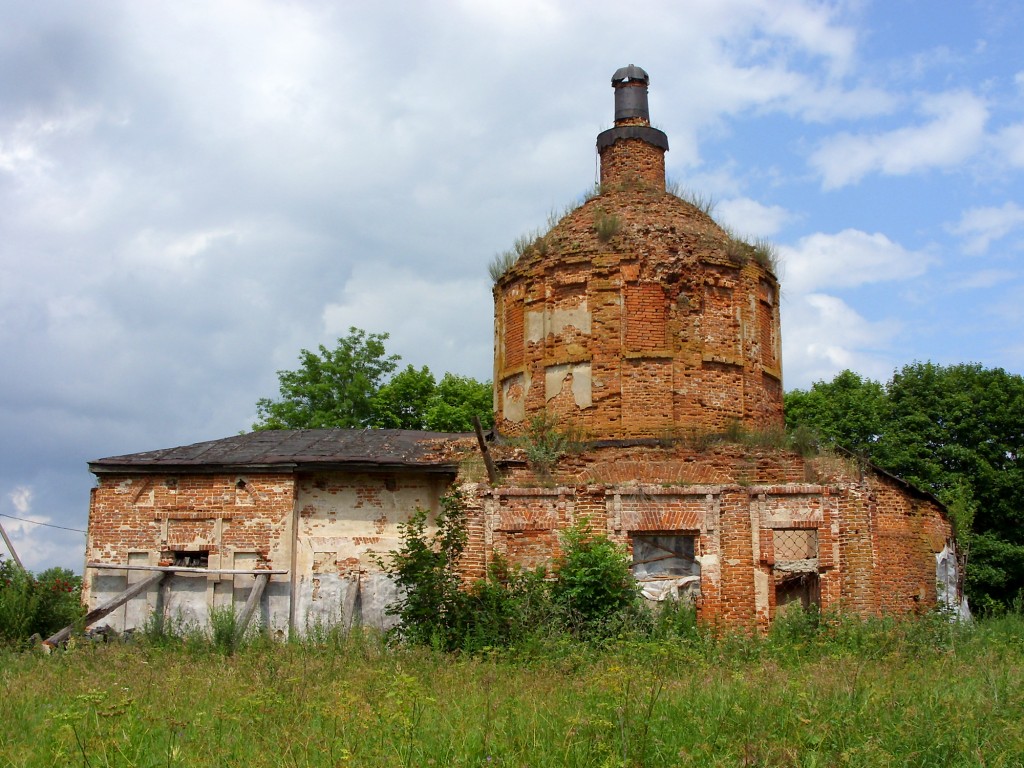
[84,472,296,604]
[599,137,666,190]
[492,190,784,440]
[464,445,953,632]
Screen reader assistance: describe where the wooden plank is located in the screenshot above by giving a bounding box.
[234,573,269,642]
[341,575,360,629]
[473,415,500,485]
[88,562,287,575]
[0,518,24,570]
[45,571,167,647]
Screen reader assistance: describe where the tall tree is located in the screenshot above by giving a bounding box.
[370,365,438,430]
[254,328,494,432]
[424,373,494,432]
[785,362,1024,611]
[254,328,399,430]
[783,369,886,456]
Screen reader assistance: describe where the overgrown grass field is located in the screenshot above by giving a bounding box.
[2,613,1023,767]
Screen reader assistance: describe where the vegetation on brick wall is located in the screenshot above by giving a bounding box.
[666,180,716,216]
[785,362,1024,613]
[514,412,586,478]
[253,326,493,432]
[380,490,674,651]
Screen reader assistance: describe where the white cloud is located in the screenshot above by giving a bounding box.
[715,197,793,238]
[782,293,899,388]
[321,265,493,381]
[993,123,1024,168]
[959,269,1019,289]
[780,229,930,294]
[9,485,32,514]
[810,91,989,188]
[949,202,1024,255]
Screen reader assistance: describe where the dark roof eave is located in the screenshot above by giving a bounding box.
[89,460,459,476]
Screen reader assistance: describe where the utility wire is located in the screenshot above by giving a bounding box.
[0,512,87,534]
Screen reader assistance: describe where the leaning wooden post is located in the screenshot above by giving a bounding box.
[0,518,25,571]
[44,571,167,648]
[473,415,500,486]
[234,572,270,642]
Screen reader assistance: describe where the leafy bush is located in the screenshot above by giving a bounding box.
[551,521,640,635]
[0,558,84,646]
[515,412,584,478]
[461,558,555,652]
[382,488,469,650]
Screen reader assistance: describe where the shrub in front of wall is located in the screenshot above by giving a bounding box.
[551,520,640,636]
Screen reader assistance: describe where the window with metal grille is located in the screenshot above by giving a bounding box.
[773,529,818,561]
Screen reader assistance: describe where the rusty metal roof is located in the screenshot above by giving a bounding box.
[89,429,471,475]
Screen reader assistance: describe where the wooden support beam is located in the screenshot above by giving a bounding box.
[45,571,167,648]
[88,562,287,575]
[0,518,24,571]
[473,415,500,485]
[234,573,269,642]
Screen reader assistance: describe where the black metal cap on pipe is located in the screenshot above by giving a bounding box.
[611,64,650,123]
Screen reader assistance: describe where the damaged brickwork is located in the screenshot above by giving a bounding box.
[493,73,782,440]
[82,65,960,637]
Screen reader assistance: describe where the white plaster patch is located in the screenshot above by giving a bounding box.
[544,363,592,407]
[525,303,592,343]
[501,372,528,422]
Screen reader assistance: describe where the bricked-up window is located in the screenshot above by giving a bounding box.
[757,280,777,368]
[625,283,667,351]
[504,298,525,368]
[631,534,699,578]
[172,550,209,568]
[774,529,818,561]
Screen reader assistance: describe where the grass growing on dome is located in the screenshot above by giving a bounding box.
[594,208,622,243]
[489,230,551,283]
[724,229,780,274]
[666,180,717,216]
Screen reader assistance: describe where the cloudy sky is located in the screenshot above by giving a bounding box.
[2,0,1023,572]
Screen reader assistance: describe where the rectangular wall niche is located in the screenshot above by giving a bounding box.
[171,550,209,568]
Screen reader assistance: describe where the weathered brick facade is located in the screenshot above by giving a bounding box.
[463,444,954,633]
[83,66,959,636]
[493,68,782,439]
[480,65,958,631]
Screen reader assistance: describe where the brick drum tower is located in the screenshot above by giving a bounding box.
[493,65,783,439]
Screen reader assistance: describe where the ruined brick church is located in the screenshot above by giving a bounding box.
[83,66,960,636]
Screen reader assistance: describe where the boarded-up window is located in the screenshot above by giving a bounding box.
[631,534,699,578]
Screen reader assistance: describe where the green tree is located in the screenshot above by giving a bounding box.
[254,328,400,430]
[872,363,1024,610]
[786,362,1024,611]
[370,365,438,429]
[424,373,494,432]
[255,327,495,433]
[783,369,886,456]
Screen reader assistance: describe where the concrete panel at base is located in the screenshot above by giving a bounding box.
[90,572,130,631]
[295,573,400,632]
[163,574,210,631]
